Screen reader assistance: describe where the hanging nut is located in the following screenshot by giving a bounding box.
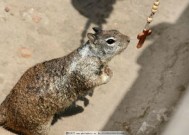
[147,17,153,23]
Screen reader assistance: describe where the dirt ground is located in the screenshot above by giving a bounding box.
[0,0,189,135]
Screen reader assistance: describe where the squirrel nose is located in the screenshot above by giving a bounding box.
[125,35,130,43]
[127,37,130,43]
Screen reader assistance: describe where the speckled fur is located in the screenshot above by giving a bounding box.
[0,28,130,135]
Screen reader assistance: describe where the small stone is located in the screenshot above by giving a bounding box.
[32,15,42,23]
[20,47,32,58]
[4,6,10,12]
[137,121,149,133]
[114,22,118,26]
[122,122,130,132]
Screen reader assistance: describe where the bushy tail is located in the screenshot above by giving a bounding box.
[0,103,6,125]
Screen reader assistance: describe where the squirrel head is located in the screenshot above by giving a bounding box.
[87,27,130,62]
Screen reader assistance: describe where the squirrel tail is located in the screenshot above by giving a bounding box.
[0,103,6,126]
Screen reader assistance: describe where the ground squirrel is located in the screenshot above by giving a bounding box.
[0,27,130,135]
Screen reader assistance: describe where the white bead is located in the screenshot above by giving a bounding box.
[147,17,153,23]
[154,1,160,6]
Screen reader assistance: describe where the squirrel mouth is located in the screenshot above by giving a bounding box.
[117,46,128,55]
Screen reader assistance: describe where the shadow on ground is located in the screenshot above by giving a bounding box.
[103,4,189,135]
[71,0,116,44]
[52,89,95,125]
[51,86,95,125]
[51,104,84,125]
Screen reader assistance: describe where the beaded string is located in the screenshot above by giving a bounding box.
[136,0,160,49]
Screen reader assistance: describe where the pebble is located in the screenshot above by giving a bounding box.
[4,6,10,12]
[32,15,42,23]
[20,47,32,58]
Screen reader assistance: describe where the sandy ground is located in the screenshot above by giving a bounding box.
[0,0,189,135]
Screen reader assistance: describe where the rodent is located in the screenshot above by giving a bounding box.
[0,27,130,135]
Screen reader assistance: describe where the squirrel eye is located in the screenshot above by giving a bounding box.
[106,39,115,45]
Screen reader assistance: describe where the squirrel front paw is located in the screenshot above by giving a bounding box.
[101,65,113,84]
[104,65,113,78]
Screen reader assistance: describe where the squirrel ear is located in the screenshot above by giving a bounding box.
[87,33,96,43]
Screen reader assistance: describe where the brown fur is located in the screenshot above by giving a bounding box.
[0,28,130,135]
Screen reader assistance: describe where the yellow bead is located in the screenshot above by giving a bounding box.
[152,5,158,10]
[154,1,160,6]
[147,17,153,23]
[152,9,158,13]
